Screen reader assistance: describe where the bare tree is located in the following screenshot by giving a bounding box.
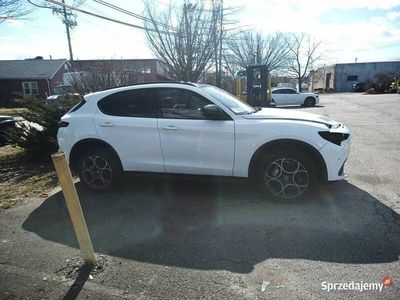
[68,60,141,96]
[212,1,241,87]
[222,53,240,78]
[0,0,33,22]
[143,0,220,82]
[286,32,321,92]
[225,31,291,73]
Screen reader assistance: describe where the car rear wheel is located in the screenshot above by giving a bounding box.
[304,97,316,107]
[78,147,121,191]
[257,149,318,200]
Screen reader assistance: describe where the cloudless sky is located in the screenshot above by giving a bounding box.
[1,0,400,68]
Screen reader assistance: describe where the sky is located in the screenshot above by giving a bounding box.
[1,0,400,68]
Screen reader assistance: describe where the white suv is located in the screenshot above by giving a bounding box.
[57,82,351,199]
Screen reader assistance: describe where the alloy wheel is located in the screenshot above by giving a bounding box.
[81,155,113,190]
[264,158,309,198]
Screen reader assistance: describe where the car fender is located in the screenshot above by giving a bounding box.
[233,119,328,177]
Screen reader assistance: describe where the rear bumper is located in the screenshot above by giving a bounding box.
[57,129,72,163]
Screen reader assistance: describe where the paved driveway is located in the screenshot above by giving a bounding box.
[0,93,399,299]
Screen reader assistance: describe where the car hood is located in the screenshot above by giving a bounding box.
[242,108,339,127]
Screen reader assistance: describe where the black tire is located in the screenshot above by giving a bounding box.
[255,148,319,200]
[77,147,121,191]
[304,97,316,107]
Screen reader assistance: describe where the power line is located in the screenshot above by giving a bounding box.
[48,0,243,37]
[91,0,176,31]
[45,0,171,33]
[30,0,78,62]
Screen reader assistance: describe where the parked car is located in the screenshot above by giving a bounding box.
[46,84,80,106]
[46,93,80,107]
[0,116,16,146]
[271,88,319,106]
[390,77,400,94]
[57,82,351,199]
[352,82,366,92]
[0,116,43,147]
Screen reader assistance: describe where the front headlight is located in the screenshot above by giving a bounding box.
[318,131,350,146]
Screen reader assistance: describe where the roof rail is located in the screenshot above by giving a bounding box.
[99,81,197,92]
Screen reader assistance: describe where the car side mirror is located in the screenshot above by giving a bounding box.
[201,104,223,120]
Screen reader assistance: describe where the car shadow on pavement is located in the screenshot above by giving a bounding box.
[22,175,400,274]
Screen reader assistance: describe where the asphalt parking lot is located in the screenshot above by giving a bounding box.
[0,93,399,299]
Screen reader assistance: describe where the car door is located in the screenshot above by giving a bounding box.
[284,88,300,104]
[94,88,164,172]
[156,88,235,176]
[272,89,285,105]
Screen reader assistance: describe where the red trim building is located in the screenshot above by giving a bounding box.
[0,58,170,107]
[0,58,70,106]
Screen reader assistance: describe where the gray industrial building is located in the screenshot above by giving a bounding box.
[310,61,400,92]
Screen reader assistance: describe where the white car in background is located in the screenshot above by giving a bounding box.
[57,82,350,199]
[272,88,319,106]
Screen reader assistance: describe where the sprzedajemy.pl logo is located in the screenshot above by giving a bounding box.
[321,277,393,292]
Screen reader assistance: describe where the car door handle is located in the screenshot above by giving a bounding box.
[162,125,179,130]
[99,122,115,127]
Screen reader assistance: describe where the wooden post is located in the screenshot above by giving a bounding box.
[51,152,96,265]
[236,77,241,98]
[267,72,272,102]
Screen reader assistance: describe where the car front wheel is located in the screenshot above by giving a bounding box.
[304,97,316,107]
[78,147,121,191]
[258,149,318,200]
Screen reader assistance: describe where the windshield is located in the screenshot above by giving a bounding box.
[201,86,255,115]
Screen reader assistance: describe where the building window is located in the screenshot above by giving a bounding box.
[139,67,151,74]
[22,82,39,95]
[347,75,358,81]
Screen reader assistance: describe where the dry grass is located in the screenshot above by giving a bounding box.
[0,108,28,116]
[0,146,58,212]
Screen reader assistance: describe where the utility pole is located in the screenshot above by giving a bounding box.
[49,1,77,64]
[62,0,74,62]
[217,0,223,88]
[214,0,223,88]
[25,1,78,63]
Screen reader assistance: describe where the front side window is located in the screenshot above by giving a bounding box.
[158,88,212,119]
[201,85,254,115]
[285,89,297,94]
[22,82,39,95]
[98,89,155,118]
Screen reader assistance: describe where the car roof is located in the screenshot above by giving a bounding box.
[272,87,296,90]
[100,81,199,92]
[84,81,208,100]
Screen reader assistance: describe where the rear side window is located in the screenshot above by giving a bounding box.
[98,89,156,117]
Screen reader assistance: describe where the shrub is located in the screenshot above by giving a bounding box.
[365,73,395,94]
[5,96,79,162]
